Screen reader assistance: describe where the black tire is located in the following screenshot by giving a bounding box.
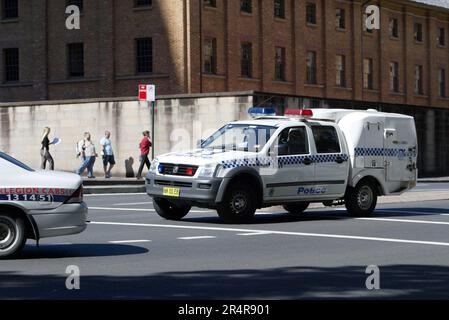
[0,213,27,259]
[217,183,257,224]
[153,198,191,221]
[345,181,378,217]
[283,202,310,215]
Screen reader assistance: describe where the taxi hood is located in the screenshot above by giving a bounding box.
[157,149,260,166]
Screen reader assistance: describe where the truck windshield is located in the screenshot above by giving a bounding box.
[0,152,34,172]
[201,124,277,152]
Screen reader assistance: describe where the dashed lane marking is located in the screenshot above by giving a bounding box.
[177,236,217,240]
[113,202,153,206]
[90,221,449,247]
[108,240,152,244]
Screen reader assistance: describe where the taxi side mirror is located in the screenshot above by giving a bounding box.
[197,139,205,148]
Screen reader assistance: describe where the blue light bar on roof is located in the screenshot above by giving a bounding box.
[248,107,277,118]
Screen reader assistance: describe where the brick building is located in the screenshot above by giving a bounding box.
[1,0,449,176]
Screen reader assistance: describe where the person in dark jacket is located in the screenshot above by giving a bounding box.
[40,127,55,170]
[136,131,152,179]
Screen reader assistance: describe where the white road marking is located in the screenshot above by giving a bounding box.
[377,210,449,215]
[177,236,217,240]
[108,240,152,244]
[113,202,153,206]
[89,206,215,213]
[237,232,273,236]
[356,217,449,226]
[90,221,449,247]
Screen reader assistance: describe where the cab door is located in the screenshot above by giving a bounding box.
[262,126,315,201]
[310,124,349,198]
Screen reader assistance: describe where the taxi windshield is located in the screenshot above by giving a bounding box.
[201,124,277,152]
[0,152,34,172]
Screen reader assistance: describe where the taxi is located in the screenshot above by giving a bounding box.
[0,152,87,258]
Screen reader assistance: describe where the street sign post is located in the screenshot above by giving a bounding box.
[139,84,156,160]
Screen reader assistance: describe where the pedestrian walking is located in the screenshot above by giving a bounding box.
[76,132,98,179]
[136,131,152,179]
[40,127,55,170]
[100,131,116,179]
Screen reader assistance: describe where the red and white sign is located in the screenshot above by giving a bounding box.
[139,84,156,102]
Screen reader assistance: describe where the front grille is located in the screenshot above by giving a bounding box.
[160,163,199,176]
[155,180,193,188]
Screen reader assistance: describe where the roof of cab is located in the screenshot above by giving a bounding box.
[229,117,328,128]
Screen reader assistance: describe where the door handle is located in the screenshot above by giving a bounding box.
[303,157,313,166]
[335,156,344,164]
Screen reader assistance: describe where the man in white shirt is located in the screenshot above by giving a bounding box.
[100,131,115,179]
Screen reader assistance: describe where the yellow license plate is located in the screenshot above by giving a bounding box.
[163,187,181,197]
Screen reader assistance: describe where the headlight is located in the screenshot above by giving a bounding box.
[149,159,159,174]
[198,164,217,178]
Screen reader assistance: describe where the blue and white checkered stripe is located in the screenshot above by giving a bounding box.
[354,148,415,157]
[220,157,273,169]
[220,154,349,169]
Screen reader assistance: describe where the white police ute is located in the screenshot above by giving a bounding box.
[146,108,418,223]
[0,152,87,258]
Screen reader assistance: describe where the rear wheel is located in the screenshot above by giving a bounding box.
[345,181,378,217]
[0,213,27,259]
[153,198,191,221]
[283,202,310,215]
[217,183,257,224]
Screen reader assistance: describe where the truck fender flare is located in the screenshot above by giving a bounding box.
[215,168,263,204]
[351,174,386,196]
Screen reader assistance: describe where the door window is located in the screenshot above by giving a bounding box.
[276,127,309,156]
[312,126,341,154]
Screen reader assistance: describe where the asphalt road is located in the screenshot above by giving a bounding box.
[2,183,449,300]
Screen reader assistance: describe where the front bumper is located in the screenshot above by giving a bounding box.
[146,172,223,205]
[29,202,88,238]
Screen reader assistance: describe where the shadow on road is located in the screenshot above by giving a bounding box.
[1,265,449,299]
[7,243,149,260]
[182,207,449,225]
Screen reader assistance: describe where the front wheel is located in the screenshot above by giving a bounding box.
[217,183,257,224]
[283,202,310,215]
[153,198,191,221]
[345,182,378,217]
[0,213,27,259]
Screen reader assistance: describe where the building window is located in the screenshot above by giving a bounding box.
[135,0,152,7]
[414,23,423,42]
[274,0,285,19]
[67,43,84,77]
[240,0,252,13]
[306,3,317,25]
[306,51,317,85]
[136,38,153,74]
[336,8,345,29]
[414,65,423,95]
[204,0,216,8]
[389,18,399,38]
[335,55,346,87]
[437,27,446,47]
[3,48,19,82]
[240,42,252,78]
[439,69,446,98]
[2,0,18,19]
[389,62,399,93]
[203,38,217,74]
[66,0,83,12]
[274,47,285,81]
[363,58,374,90]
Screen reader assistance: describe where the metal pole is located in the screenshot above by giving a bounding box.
[151,100,155,160]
